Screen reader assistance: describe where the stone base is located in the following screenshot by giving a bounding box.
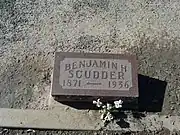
[53,96,138,110]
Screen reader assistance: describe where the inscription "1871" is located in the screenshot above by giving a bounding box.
[62,79,81,87]
[60,58,132,90]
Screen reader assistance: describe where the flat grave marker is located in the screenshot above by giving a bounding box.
[51,52,138,106]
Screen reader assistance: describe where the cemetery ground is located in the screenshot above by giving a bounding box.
[1,0,180,134]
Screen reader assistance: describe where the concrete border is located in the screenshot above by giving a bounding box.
[0,108,180,131]
[0,108,102,130]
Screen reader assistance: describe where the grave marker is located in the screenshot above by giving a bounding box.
[52,52,138,107]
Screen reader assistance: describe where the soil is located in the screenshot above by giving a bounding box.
[0,127,178,135]
[1,0,180,134]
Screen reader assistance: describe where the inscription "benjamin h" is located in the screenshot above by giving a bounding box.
[64,60,127,71]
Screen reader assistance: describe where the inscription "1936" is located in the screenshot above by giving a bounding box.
[108,81,130,89]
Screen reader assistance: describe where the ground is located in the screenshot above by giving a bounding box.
[0,0,180,134]
[0,127,179,135]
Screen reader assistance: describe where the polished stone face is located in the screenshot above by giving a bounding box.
[60,58,132,91]
[52,52,138,99]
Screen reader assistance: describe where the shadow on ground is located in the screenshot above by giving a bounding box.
[53,74,167,128]
[55,74,167,112]
[138,74,167,112]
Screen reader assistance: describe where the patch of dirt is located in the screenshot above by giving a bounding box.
[127,33,180,115]
[0,0,180,133]
[1,0,180,114]
[0,53,52,109]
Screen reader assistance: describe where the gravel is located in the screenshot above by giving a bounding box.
[1,0,180,134]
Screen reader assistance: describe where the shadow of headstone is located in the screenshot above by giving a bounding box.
[53,74,167,129]
[53,74,167,112]
[138,74,167,112]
